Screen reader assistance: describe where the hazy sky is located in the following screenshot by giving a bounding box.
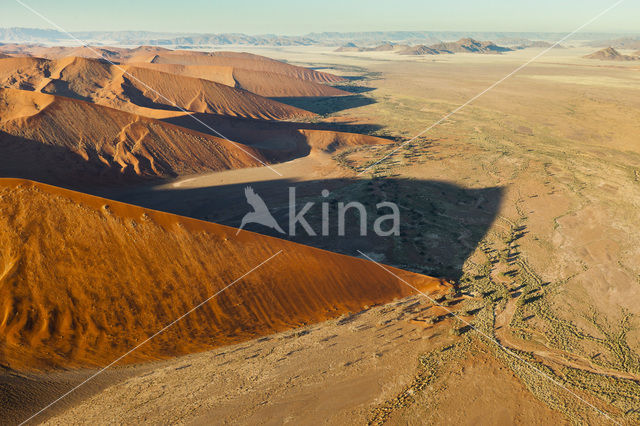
[1,0,637,35]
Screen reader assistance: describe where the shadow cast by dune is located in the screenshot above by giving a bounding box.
[112,177,504,281]
[162,113,385,164]
[163,113,384,138]
[330,85,376,94]
[271,94,376,115]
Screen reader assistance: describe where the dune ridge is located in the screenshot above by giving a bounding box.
[0,178,448,371]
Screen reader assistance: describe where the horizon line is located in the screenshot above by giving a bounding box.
[1,27,639,37]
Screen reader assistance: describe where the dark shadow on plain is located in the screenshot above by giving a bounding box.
[341,75,367,82]
[271,94,376,115]
[111,177,504,281]
[330,85,375,94]
[162,113,384,140]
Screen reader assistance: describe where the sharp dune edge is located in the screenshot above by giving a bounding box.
[0,88,265,182]
[0,178,448,371]
[0,56,313,120]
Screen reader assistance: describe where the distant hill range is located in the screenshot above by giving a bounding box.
[588,37,640,50]
[584,47,639,61]
[336,38,514,55]
[335,37,571,55]
[1,27,638,47]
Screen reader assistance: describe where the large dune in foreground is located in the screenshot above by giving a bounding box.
[0,56,312,120]
[0,179,448,371]
[0,88,264,184]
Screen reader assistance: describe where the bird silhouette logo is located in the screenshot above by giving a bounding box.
[236,186,285,235]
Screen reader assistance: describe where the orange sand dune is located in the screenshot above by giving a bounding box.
[0,178,448,371]
[128,63,238,87]
[0,45,346,84]
[129,62,351,98]
[148,50,346,83]
[0,88,264,184]
[0,56,312,120]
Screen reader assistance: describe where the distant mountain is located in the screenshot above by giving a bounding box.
[497,39,566,49]
[0,27,71,42]
[149,33,315,47]
[397,45,442,55]
[312,31,441,46]
[588,37,640,50]
[2,28,638,47]
[335,42,407,53]
[395,38,511,56]
[308,31,635,46]
[429,38,512,54]
[334,42,361,52]
[0,28,315,46]
[338,38,511,56]
[584,47,639,61]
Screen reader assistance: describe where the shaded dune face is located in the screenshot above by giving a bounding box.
[0,179,449,371]
[0,56,313,120]
[0,89,264,184]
